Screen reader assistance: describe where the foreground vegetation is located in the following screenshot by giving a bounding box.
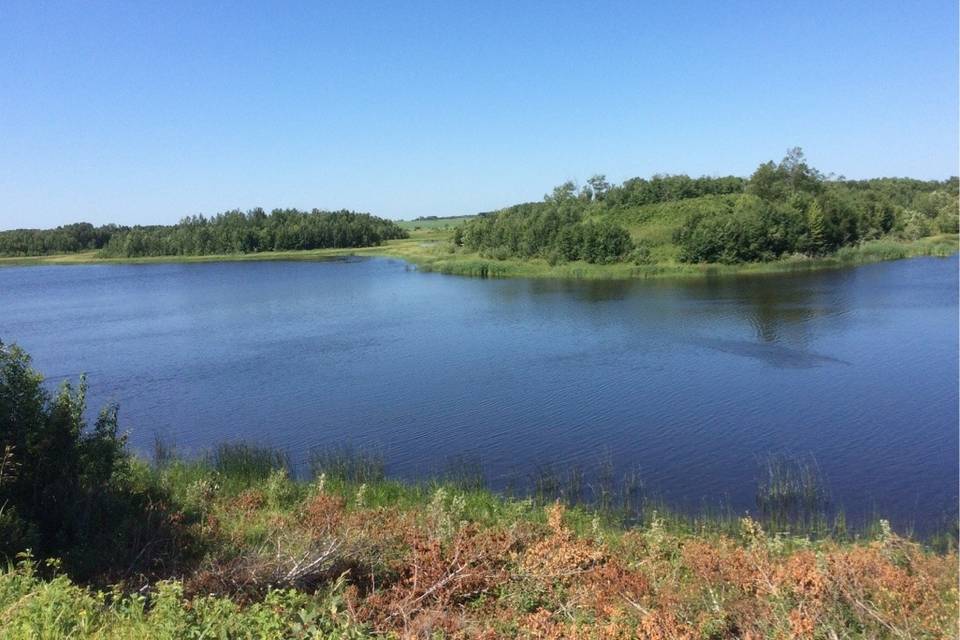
[1,343,957,638]
[5,485,956,639]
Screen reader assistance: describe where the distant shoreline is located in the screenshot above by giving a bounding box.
[0,231,955,281]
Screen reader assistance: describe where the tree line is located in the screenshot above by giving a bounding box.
[0,222,121,256]
[456,171,754,264]
[457,148,958,265]
[675,149,958,262]
[3,152,955,264]
[0,209,408,258]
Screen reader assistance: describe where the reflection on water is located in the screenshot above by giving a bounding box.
[0,256,956,532]
[673,271,851,347]
[681,336,851,369]
[526,277,636,303]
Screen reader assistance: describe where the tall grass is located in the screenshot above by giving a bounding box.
[208,442,289,489]
[144,441,954,543]
[436,454,486,492]
[308,445,385,484]
[756,454,831,535]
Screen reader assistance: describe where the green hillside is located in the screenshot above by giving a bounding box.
[588,194,743,263]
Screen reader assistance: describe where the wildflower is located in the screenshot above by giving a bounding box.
[355,483,366,507]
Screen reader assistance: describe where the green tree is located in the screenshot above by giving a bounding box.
[746,161,788,201]
[807,200,826,255]
[546,181,577,203]
[587,174,611,201]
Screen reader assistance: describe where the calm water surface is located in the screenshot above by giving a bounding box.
[1,257,957,530]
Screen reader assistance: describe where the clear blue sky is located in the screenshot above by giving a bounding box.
[1,1,957,228]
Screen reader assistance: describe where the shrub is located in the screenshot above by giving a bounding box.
[628,242,653,265]
[461,197,634,264]
[675,195,806,263]
[0,555,368,639]
[0,342,189,580]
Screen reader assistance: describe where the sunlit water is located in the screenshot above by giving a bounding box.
[1,256,956,531]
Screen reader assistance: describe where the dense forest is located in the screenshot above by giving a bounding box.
[0,209,408,258]
[458,148,959,265]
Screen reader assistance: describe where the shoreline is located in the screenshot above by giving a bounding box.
[3,446,954,637]
[0,232,955,281]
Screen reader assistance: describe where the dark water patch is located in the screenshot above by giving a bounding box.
[683,336,853,368]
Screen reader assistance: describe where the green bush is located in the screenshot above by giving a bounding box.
[674,195,806,263]
[0,342,190,580]
[463,199,634,264]
[628,242,653,265]
[0,555,370,639]
[673,150,953,263]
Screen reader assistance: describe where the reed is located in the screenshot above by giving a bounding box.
[307,445,385,484]
[208,442,290,488]
[756,453,831,535]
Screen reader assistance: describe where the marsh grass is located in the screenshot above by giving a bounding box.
[756,453,831,535]
[149,441,959,545]
[151,433,177,467]
[435,454,486,492]
[159,441,918,541]
[308,445,385,484]
[208,442,290,489]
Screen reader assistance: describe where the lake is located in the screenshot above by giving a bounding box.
[1,256,957,532]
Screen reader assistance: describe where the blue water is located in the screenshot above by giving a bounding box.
[1,256,956,531]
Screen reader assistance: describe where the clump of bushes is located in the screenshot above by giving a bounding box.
[0,556,366,639]
[462,148,957,268]
[674,149,957,264]
[0,341,190,582]
[461,195,635,265]
[674,194,808,263]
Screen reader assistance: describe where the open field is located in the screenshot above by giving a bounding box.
[396,215,477,231]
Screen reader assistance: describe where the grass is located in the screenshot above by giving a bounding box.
[209,442,291,490]
[395,215,476,231]
[309,445,386,485]
[0,559,366,639]
[1,443,956,638]
[756,454,832,536]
